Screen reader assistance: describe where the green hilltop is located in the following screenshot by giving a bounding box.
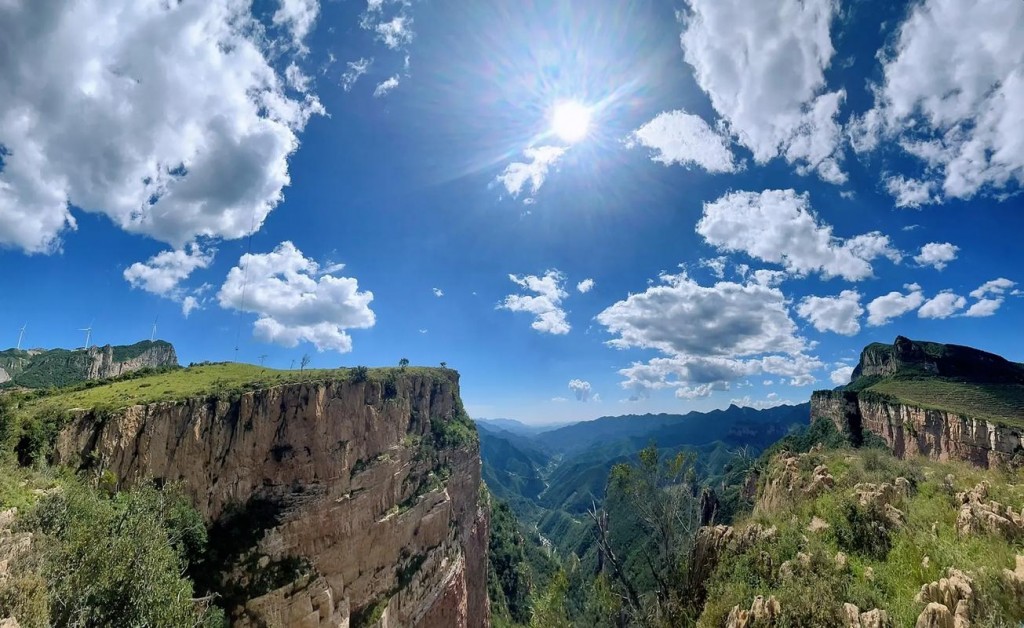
[0,340,177,390]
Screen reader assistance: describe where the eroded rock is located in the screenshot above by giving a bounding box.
[915,568,974,627]
[915,603,954,628]
[955,482,1024,541]
[726,595,781,627]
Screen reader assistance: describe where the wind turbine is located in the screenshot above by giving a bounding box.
[150,316,159,342]
[80,321,93,350]
[16,324,26,351]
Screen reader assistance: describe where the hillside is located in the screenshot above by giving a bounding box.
[695,443,1024,626]
[0,340,178,389]
[0,363,488,627]
[813,337,1024,467]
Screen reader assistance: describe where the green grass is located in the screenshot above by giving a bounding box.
[866,377,1024,428]
[698,447,1024,626]
[14,362,452,420]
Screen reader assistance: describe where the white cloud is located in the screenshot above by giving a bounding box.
[918,291,966,319]
[433,288,444,297]
[272,0,320,51]
[568,379,592,402]
[495,146,566,201]
[551,396,569,403]
[217,241,375,353]
[700,257,728,279]
[285,63,312,93]
[498,270,570,335]
[730,394,792,409]
[576,278,595,294]
[678,0,847,183]
[696,189,901,281]
[598,271,821,396]
[885,176,938,209]
[851,0,1024,201]
[181,296,200,319]
[418,328,428,334]
[0,1,323,254]
[373,15,413,49]
[866,283,924,326]
[796,290,863,336]
[970,278,1016,299]
[341,58,372,92]
[964,299,1003,318]
[628,110,737,173]
[913,242,959,270]
[373,75,400,98]
[964,278,1017,317]
[830,365,854,386]
[123,244,214,296]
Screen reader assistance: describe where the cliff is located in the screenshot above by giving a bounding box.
[50,368,489,627]
[812,337,1024,467]
[0,340,178,389]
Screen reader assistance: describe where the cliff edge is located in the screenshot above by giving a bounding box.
[812,337,1024,467]
[0,340,178,388]
[47,366,489,627]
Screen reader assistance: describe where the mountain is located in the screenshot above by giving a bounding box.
[0,340,178,389]
[813,336,1024,467]
[475,417,573,436]
[1,364,488,627]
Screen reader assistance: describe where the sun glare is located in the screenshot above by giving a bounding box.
[550,101,592,143]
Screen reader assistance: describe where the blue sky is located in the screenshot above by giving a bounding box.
[1,0,1022,424]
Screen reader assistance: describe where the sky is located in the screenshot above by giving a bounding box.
[1,0,1022,424]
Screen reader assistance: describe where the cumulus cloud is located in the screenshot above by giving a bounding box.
[373,75,400,98]
[598,271,821,396]
[181,296,200,319]
[341,58,372,92]
[830,365,855,386]
[885,176,939,209]
[850,0,1024,201]
[218,241,375,352]
[696,190,901,281]
[0,0,323,254]
[495,147,566,201]
[678,0,847,183]
[964,278,1017,317]
[918,291,967,319]
[568,379,592,402]
[576,278,595,294]
[867,283,924,326]
[498,270,570,335]
[700,257,728,279]
[123,244,214,297]
[628,110,737,173]
[272,0,320,50]
[914,242,959,270]
[796,290,863,336]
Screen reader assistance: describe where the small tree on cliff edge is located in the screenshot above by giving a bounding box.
[399,358,409,370]
[299,354,311,372]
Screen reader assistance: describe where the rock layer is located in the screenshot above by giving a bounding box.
[52,371,488,628]
[811,390,1024,467]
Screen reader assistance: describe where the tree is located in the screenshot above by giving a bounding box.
[440,362,447,369]
[299,354,310,372]
[398,358,409,370]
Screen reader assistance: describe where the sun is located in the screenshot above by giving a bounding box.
[550,101,592,143]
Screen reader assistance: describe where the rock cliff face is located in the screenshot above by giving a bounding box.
[0,340,178,389]
[52,371,489,627]
[851,336,1024,383]
[811,390,1024,467]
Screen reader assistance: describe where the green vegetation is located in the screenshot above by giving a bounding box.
[0,340,176,390]
[0,467,223,627]
[865,376,1024,428]
[698,446,1024,626]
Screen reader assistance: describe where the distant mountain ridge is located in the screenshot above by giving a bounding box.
[0,340,178,389]
[851,335,1024,384]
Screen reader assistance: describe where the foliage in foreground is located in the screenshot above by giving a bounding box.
[0,465,223,627]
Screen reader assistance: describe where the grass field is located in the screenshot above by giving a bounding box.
[14,363,450,421]
[866,377,1024,428]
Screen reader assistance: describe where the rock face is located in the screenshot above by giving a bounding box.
[811,390,1024,467]
[851,336,1024,383]
[52,371,489,628]
[0,340,178,389]
[811,337,1024,467]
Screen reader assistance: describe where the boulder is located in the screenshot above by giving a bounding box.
[915,603,954,628]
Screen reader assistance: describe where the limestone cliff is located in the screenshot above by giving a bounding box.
[0,340,178,389]
[51,370,489,627]
[812,337,1024,467]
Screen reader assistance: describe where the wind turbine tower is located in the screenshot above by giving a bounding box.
[150,316,159,342]
[80,324,93,350]
[16,324,26,351]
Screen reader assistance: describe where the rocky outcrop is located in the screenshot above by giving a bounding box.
[726,595,781,627]
[955,482,1024,540]
[52,371,489,628]
[852,336,1024,383]
[812,390,1024,467]
[842,604,892,628]
[756,451,834,513]
[915,569,975,628]
[84,341,178,380]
